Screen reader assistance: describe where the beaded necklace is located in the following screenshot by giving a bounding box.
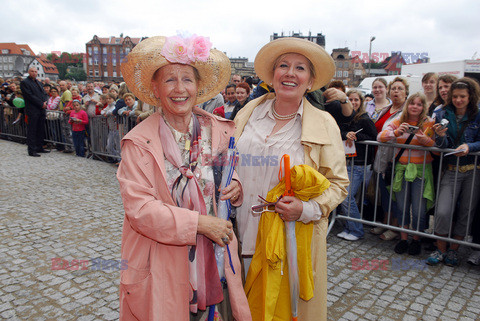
[272,100,297,120]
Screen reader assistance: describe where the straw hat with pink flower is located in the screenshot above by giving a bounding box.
[121,34,231,106]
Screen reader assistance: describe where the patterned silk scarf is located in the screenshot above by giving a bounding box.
[158,113,223,313]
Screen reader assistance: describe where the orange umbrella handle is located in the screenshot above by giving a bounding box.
[282,154,294,196]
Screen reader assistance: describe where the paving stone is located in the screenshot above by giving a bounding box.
[1,310,16,319]
[0,302,13,313]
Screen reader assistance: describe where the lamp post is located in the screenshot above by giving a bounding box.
[368,36,376,77]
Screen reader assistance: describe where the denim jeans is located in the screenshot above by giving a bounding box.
[72,130,85,157]
[378,173,401,221]
[395,178,427,231]
[340,165,365,237]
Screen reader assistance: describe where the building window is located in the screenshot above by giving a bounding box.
[103,47,107,55]
[9,64,13,70]
[88,47,92,55]
[9,57,13,62]
[3,57,6,62]
[95,70,99,77]
[113,71,117,77]
[337,62,343,68]
[125,47,131,54]
[94,59,98,65]
[1,49,8,54]
[343,71,349,77]
[112,58,116,66]
[94,47,99,54]
[103,57,107,65]
[344,62,349,68]
[337,71,342,77]
[116,39,121,44]
[0,65,2,70]
[89,70,93,76]
[104,71,108,77]
[88,58,92,65]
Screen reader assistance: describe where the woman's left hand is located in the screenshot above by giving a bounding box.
[275,196,303,221]
[220,179,242,201]
[455,143,469,157]
[415,129,427,139]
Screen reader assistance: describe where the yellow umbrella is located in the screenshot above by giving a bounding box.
[244,164,330,321]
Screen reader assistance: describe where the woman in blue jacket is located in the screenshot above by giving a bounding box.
[428,77,480,267]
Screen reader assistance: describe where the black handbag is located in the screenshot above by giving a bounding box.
[384,133,415,183]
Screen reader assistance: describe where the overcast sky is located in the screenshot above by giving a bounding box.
[3,0,479,63]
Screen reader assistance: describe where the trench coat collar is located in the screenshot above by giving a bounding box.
[234,92,331,146]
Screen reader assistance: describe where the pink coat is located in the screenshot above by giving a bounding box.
[117,108,252,321]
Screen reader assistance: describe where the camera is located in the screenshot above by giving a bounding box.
[407,125,419,133]
[439,119,449,130]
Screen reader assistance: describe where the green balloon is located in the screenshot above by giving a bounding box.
[13,97,25,108]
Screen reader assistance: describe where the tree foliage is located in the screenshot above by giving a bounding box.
[46,51,85,80]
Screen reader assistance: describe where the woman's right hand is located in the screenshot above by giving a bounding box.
[197,215,233,247]
[433,123,448,137]
[345,131,356,147]
[395,122,409,136]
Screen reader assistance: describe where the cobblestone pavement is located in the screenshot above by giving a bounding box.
[1,139,480,320]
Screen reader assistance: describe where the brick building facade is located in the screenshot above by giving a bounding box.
[85,35,145,82]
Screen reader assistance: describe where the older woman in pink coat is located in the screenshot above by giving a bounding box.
[118,35,251,321]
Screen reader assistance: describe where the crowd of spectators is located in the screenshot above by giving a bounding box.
[336,74,480,268]
[1,71,479,267]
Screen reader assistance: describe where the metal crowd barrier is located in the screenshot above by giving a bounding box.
[0,105,27,141]
[329,140,480,250]
[89,114,136,160]
[0,106,137,160]
[45,110,74,151]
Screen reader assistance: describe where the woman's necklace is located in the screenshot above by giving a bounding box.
[272,101,297,120]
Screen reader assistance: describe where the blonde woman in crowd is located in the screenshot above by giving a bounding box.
[378,93,435,255]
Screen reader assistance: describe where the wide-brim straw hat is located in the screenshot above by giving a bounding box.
[254,37,335,92]
[121,36,231,106]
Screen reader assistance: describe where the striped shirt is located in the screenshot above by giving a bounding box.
[377,118,435,164]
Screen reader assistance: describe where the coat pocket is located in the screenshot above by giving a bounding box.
[120,266,153,320]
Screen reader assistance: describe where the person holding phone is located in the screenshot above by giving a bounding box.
[428,77,480,266]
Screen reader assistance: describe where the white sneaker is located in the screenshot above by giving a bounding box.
[467,250,480,266]
[343,233,360,241]
[337,231,348,239]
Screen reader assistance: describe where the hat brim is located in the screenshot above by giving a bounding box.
[254,37,335,92]
[121,36,231,106]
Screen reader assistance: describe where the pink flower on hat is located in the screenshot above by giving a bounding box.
[161,34,212,64]
[188,35,212,62]
[161,36,190,64]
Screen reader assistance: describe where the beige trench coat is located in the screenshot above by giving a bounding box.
[233,93,349,321]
